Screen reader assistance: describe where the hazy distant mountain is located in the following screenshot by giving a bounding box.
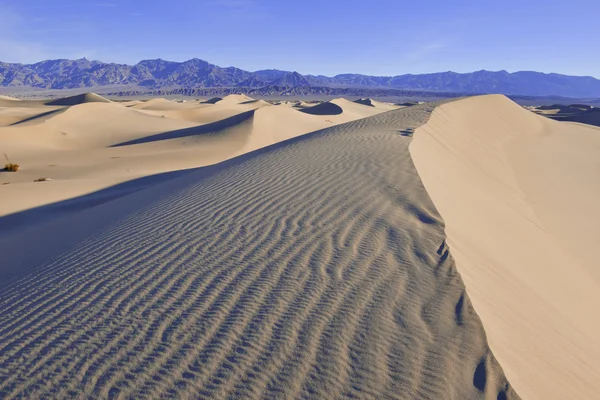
[1,58,600,97]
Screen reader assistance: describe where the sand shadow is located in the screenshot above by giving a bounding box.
[354,99,375,107]
[45,93,110,106]
[300,102,343,116]
[202,97,223,104]
[9,108,68,126]
[111,110,256,147]
[399,128,414,137]
[0,170,193,238]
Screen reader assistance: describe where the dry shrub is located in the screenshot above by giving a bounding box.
[4,163,19,172]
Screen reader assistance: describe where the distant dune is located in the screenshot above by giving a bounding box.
[530,103,600,126]
[564,107,600,125]
[300,98,395,117]
[300,101,344,115]
[45,92,111,106]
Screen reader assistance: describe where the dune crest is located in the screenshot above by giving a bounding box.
[45,92,111,106]
[410,94,600,399]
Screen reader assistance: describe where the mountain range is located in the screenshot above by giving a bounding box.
[1,58,600,98]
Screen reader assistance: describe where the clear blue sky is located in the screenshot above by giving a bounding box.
[0,0,598,77]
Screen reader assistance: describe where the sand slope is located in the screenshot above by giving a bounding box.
[410,94,600,399]
[0,102,517,399]
[0,95,395,229]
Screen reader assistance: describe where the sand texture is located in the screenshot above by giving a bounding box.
[0,95,394,227]
[411,95,600,399]
[0,98,517,399]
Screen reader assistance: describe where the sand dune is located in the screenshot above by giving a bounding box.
[300,98,391,119]
[411,94,600,399]
[300,101,344,115]
[0,95,21,106]
[130,98,202,111]
[20,102,198,148]
[0,106,65,127]
[135,97,271,124]
[45,92,111,106]
[218,94,255,104]
[354,98,400,111]
[0,100,516,399]
[0,96,49,108]
[561,108,600,126]
[203,97,223,104]
[0,95,393,225]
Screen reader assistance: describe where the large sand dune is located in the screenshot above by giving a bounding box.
[411,94,600,399]
[0,97,517,399]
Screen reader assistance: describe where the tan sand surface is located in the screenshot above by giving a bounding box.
[0,100,516,399]
[410,94,600,400]
[0,95,393,228]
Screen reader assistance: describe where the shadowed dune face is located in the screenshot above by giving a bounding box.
[203,97,223,104]
[300,101,344,115]
[0,106,66,127]
[411,94,600,400]
[531,103,600,126]
[111,110,257,147]
[354,98,375,107]
[45,92,111,106]
[0,101,517,399]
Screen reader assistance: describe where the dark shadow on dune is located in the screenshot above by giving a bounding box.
[202,97,222,104]
[537,104,600,127]
[239,99,262,105]
[559,108,600,126]
[9,108,68,126]
[396,101,419,107]
[300,102,343,116]
[473,359,487,392]
[112,109,256,147]
[45,93,111,106]
[0,170,193,238]
[354,98,375,107]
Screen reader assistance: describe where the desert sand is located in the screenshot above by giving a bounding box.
[0,92,597,399]
[0,94,394,228]
[0,94,520,399]
[411,95,600,399]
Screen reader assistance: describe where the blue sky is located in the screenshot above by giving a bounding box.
[0,0,598,77]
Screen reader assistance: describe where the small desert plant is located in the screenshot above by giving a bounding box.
[4,163,19,172]
[3,153,19,172]
[34,177,49,182]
